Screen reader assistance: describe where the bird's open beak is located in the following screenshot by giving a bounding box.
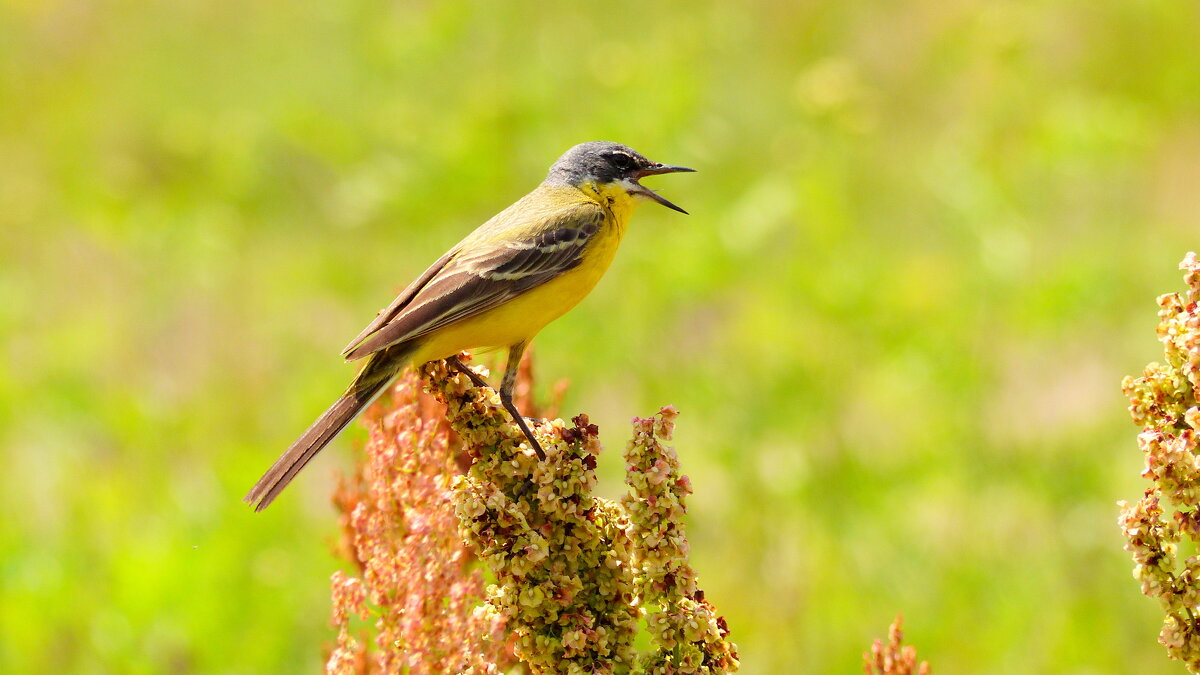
[630,163,696,215]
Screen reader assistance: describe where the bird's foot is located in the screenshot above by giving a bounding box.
[448,355,546,461]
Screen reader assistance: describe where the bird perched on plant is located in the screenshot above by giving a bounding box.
[245,141,694,510]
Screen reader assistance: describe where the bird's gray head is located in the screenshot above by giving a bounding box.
[545,141,696,214]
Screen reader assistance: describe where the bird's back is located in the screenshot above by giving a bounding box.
[345,182,624,363]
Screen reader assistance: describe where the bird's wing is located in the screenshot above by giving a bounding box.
[341,249,458,357]
[342,201,605,361]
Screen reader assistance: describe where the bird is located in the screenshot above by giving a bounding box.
[244,141,695,511]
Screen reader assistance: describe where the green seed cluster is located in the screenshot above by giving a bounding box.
[624,406,739,674]
[422,359,738,674]
[426,359,640,673]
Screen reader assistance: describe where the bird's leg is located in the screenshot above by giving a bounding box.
[500,342,546,461]
[449,354,493,390]
[449,350,546,461]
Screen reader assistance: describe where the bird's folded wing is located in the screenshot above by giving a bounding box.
[342,202,605,361]
[341,250,458,357]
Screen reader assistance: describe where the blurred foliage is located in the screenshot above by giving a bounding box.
[1,0,1198,672]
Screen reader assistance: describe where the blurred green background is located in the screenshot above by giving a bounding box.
[2,0,1198,672]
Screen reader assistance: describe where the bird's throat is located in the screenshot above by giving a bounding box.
[579,180,639,230]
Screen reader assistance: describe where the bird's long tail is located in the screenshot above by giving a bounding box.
[244,346,410,511]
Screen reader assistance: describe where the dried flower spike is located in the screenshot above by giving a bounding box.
[326,371,510,674]
[862,615,931,675]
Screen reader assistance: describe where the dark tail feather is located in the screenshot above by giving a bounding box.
[245,348,407,511]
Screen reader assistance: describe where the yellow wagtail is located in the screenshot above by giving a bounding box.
[245,141,694,510]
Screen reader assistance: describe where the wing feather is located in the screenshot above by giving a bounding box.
[343,201,604,361]
[341,249,458,357]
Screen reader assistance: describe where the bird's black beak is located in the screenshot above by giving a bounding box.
[631,163,696,215]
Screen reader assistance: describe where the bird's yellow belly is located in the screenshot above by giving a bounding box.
[409,225,622,365]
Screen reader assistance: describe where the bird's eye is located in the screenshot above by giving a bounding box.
[607,153,634,171]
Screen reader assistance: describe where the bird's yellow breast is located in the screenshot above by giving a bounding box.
[409,182,639,364]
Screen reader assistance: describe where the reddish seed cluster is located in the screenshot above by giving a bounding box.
[326,372,511,675]
[862,615,931,675]
[559,414,600,445]
[1120,252,1200,671]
